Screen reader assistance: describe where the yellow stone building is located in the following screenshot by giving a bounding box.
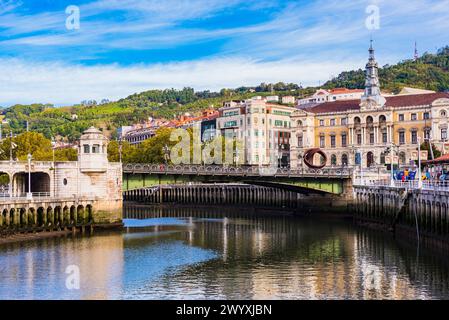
[291,44,449,169]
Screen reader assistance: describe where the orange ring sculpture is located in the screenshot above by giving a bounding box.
[303,148,327,169]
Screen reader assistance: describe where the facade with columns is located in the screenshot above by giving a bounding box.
[291,44,449,169]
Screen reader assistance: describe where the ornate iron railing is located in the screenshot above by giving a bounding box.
[123,163,353,178]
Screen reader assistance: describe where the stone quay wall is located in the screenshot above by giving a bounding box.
[354,185,449,244]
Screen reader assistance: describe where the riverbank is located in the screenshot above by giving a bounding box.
[0,222,124,246]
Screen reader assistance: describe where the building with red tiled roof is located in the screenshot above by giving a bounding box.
[291,43,449,171]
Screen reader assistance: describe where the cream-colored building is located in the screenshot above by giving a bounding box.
[217,98,296,166]
[291,44,449,169]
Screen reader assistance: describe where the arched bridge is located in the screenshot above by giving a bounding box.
[122,164,354,195]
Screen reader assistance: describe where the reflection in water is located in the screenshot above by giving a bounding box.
[0,204,448,300]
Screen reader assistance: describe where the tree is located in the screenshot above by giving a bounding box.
[420,141,441,160]
[107,140,138,163]
[0,132,78,161]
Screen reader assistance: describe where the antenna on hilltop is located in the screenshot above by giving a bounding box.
[414,41,419,61]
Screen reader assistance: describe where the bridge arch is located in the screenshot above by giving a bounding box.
[37,207,45,226]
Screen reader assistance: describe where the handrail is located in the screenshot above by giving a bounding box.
[354,179,449,192]
[122,163,353,177]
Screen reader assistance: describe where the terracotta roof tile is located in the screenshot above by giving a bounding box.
[307,92,449,114]
[384,92,449,108]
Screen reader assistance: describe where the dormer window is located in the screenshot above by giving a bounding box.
[83,144,90,153]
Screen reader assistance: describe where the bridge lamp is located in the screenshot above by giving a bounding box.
[163,144,170,166]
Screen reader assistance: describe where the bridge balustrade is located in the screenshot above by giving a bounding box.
[123,163,353,178]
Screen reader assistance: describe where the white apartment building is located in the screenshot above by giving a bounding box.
[282,96,296,104]
[217,98,296,167]
[298,88,364,106]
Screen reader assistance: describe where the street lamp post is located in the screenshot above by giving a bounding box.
[418,136,423,189]
[163,144,170,171]
[27,153,32,200]
[118,138,123,164]
[390,143,395,187]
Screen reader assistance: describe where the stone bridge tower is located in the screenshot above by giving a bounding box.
[79,126,109,172]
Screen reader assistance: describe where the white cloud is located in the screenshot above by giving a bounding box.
[0,57,363,107]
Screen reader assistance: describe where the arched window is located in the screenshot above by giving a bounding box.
[297,120,303,127]
[354,117,361,126]
[366,116,374,126]
[380,152,386,164]
[399,151,406,165]
[331,154,337,166]
[341,154,348,166]
[441,110,447,118]
[367,152,374,167]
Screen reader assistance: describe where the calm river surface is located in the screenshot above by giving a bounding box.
[0,205,448,300]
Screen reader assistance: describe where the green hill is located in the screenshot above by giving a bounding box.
[324,46,449,93]
[1,46,449,141]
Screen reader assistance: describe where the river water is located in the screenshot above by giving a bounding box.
[0,205,448,300]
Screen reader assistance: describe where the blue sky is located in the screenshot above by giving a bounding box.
[0,0,449,106]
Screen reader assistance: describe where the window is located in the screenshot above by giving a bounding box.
[399,131,405,145]
[357,134,362,145]
[370,133,374,144]
[341,118,348,126]
[330,135,336,148]
[297,136,303,148]
[424,128,431,140]
[382,131,388,143]
[83,144,90,153]
[411,131,418,144]
[424,112,430,120]
[341,154,348,166]
[411,113,417,121]
[330,119,336,126]
[341,134,347,147]
[92,144,100,153]
[254,129,259,137]
[380,153,386,164]
[331,154,337,166]
[320,136,325,148]
[63,178,68,186]
[442,128,448,141]
[441,110,447,118]
[319,119,325,126]
[224,121,237,128]
[399,114,404,121]
[274,120,283,127]
[247,118,250,125]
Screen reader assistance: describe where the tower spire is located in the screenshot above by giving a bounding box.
[360,39,386,109]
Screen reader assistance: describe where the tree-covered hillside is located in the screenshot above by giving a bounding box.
[0,84,303,141]
[324,46,449,93]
